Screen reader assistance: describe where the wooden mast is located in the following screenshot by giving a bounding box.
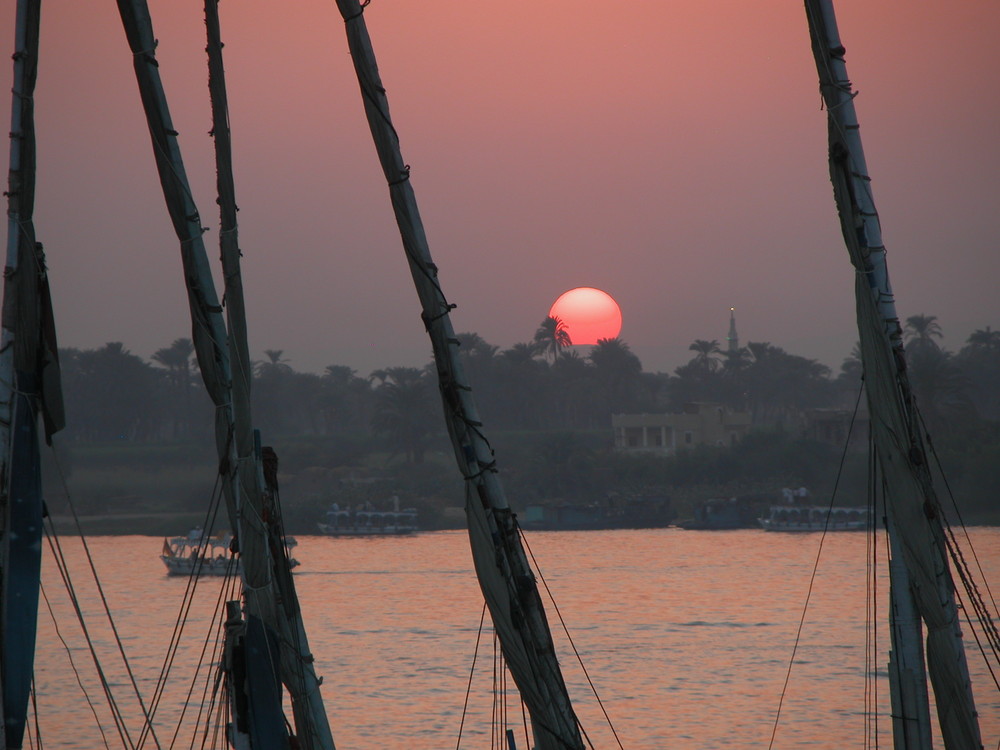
[332,2,585,748]
[802,1,982,748]
[115,1,334,746]
[203,1,334,746]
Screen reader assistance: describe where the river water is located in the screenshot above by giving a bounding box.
[32,528,1000,749]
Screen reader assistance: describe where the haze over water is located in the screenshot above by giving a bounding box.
[32,528,1000,749]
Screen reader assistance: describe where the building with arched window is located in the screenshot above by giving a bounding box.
[612,402,751,454]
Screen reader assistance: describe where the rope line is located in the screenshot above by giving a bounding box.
[767,381,864,749]
[519,526,612,750]
[455,600,488,750]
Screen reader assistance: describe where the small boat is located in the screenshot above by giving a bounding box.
[676,494,771,530]
[519,494,674,531]
[316,496,418,537]
[758,505,870,532]
[160,529,300,576]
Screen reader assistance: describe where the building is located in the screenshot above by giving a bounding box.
[800,407,870,451]
[612,402,752,455]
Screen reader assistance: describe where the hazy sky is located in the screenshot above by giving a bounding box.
[3,0,998,377]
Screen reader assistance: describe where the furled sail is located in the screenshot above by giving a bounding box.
[332,3,584,748]
[203,1,334,746]
[115,2,333,747]
[1,1,65,747]
[802,2,982,748]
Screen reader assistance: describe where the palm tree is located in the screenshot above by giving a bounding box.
[742,341,834,425]
[965,326,1000,350]
[688,339,722,372]
[256,348,292,377]
[151,337,195,438]
[907,344,976,434]
[533,316,572,362]
[904,314,943,353]
[589,337,643,412]
[370,367,437,463]
[151,338,194,388]
[957,327,1000,420]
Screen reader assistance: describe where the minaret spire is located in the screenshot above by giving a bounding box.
[727,307,739,352]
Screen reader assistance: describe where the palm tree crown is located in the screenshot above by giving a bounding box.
[533,316,572,362]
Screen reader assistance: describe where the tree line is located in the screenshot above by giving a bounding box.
[48,313,999,523]
[56,313,999,454]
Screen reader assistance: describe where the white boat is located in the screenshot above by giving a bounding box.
[317,497,418,537]
[759,504,870,532]
[4,1,995,748]
[160,530,300,576]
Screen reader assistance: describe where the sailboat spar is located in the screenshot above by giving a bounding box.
[2,0,997,748]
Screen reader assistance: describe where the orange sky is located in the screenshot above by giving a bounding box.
[3,0,998,375]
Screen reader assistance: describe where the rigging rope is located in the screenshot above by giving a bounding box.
[41,521,135,749]
[140,470,231,750]
[37,582,113,750]
[455,600,488,750]
[919,414,1000,670]
[767,381,865,750]
[520,529,618,750]
[46,442,160,748]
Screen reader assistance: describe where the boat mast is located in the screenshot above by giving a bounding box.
[114,2,333,746]
[1,2,65,748]
[332,3,584,748]
[802,2,982,748]
[203,1,334,746]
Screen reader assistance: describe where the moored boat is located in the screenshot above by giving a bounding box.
[758,504,869,532]
[316,496,418,536]
[676,494,771,530]
[160,529,300,575]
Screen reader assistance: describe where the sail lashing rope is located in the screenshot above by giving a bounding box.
[333,2,585,747]
[803,1,985,747]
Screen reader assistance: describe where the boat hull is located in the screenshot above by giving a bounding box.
[759,505,870,532]
[316,523,417,537]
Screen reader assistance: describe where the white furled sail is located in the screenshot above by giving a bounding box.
[2,2,65,748]
[202,1,335,746]
[802,2,982,748]
[332,2,585,748]
[114,1,333,746]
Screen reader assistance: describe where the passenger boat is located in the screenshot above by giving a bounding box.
[160,530,300,576]
[758,504,870,532]
[316,497,418,536]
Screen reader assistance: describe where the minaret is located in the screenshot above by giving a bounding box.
[727,307,739,352]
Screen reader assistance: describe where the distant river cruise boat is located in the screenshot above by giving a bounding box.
[758,505,870,532]
[317,496,418,537]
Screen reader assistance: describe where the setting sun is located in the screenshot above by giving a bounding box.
[548,287,622,345]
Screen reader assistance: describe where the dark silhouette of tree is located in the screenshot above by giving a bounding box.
[549,350,598,429]
[688,339,722,373]
[834,342,864,407]
[965,326,1000,349]
[151,338,195,438]
[589,338,644,413]
[60,342,162,440]
[955,327,1000,421]
[907,344,976,435]
[319,365,374,433]
[256,348,292,376]
[904,314,943,354]
[494,343,549,429]
[741,341,834,425]
[454,332,501,421]
[533,316,572,362]
[253,349,296,435]
[370,367,438,463]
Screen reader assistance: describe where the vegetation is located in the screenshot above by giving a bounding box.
[45,316,1000,531]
